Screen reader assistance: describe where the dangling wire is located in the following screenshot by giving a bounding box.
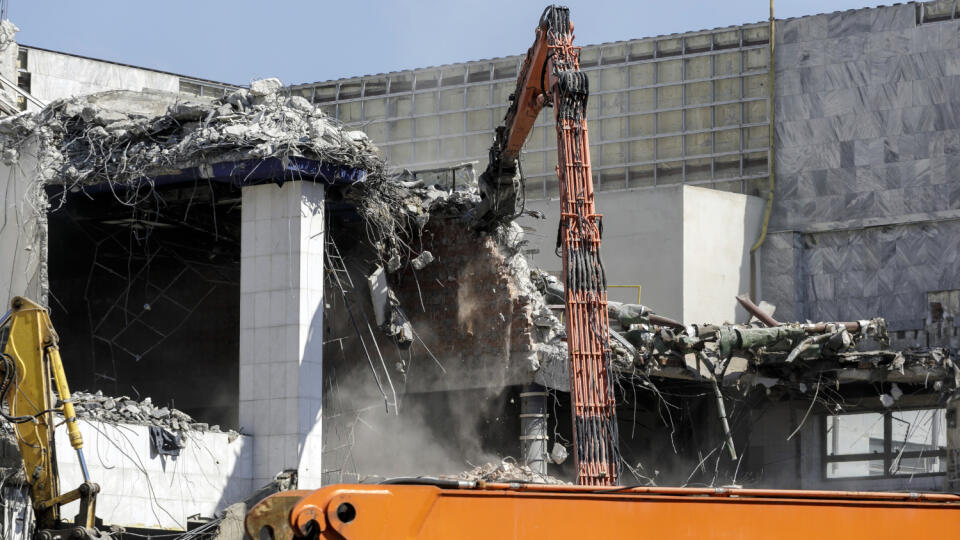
[0,353,38,424]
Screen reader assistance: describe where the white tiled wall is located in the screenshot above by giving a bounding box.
[56,420,252,530]
[239,181,325,489]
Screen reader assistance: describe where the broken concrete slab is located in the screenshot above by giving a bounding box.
[249,77,283,96]
[411,250,434,270]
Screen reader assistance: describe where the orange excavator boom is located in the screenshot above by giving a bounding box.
[246,482,960,540]
[478,4,619,487]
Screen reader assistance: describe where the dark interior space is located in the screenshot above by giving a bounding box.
[321,203,532,480]
[610,380,765,487]
[46,180,242,429]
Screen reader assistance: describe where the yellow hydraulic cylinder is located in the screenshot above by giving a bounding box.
[2,296,92,527]
[48,347,84,453]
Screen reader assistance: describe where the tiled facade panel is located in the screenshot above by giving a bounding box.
[764,222,960,330]
[765,3,960,331]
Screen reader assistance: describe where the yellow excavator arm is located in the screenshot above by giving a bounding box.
[1,296,101,539]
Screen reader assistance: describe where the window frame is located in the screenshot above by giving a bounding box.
[821,408,947,481]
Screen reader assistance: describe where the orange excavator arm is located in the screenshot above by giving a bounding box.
[246,482,960,540]
[478,5,619,486]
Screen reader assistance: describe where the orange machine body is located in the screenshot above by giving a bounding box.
[248,483,960,540]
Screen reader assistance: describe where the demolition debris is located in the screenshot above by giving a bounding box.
[70,390,238,436]
[456,460,567,485]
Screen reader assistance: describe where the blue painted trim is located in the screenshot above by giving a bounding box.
[50,157,367,196]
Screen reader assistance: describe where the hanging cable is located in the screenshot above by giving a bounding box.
[0,353,38,424]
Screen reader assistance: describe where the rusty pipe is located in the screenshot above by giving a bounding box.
[736,294,780,327]
[736,296,862,334]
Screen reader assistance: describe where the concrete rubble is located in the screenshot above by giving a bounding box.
[0,20,17,52]
[610,306,960,392]
[455,459,567,485]
[530,266,960,395]
[70,390,239,436]
[0,77,380,188]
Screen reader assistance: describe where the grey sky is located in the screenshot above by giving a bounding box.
[12,1,886,86]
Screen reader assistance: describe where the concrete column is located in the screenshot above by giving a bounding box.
[239,181,325,489]
[519,384,548,476]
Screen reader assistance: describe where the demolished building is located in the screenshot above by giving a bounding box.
[0,74,957,536]
[0,79,595,530]
[0,0,958,535]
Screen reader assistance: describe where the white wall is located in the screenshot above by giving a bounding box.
[24,48,179,109]
[683,186,764,325]
[524,185,763,324]
[55,420,252,530]
[0,135,46,304]
[525,186,685,319]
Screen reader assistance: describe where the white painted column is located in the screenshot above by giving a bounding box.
[239,181,325,489]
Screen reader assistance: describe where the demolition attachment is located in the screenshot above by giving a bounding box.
[480,5,619,484]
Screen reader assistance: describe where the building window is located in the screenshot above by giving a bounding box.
[16,49,29,111]
[824,408,946,479]
[16,72,30,111]
[179,79,231,98]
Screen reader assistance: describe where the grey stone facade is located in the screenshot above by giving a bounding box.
[762,3,960,337]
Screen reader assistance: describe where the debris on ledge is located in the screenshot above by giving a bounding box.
[71,390,238,437]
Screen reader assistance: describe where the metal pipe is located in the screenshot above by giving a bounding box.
[711,380,738,460]
[519,385,549,476]
[0,72,46,108]
[801,321,861,333]
[76,448,91,483]
[748,0,776,301]
[750,0,776,255]
[736,294,780,327]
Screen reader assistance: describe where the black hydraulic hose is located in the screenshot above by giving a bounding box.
[0,352,38,424]
[379,477,476,489]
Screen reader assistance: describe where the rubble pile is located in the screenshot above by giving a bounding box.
[456,459,568,485]
[70,390,237,435]
[0,78,459,274]
[530,268,960,393]
[0,78,381,188]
